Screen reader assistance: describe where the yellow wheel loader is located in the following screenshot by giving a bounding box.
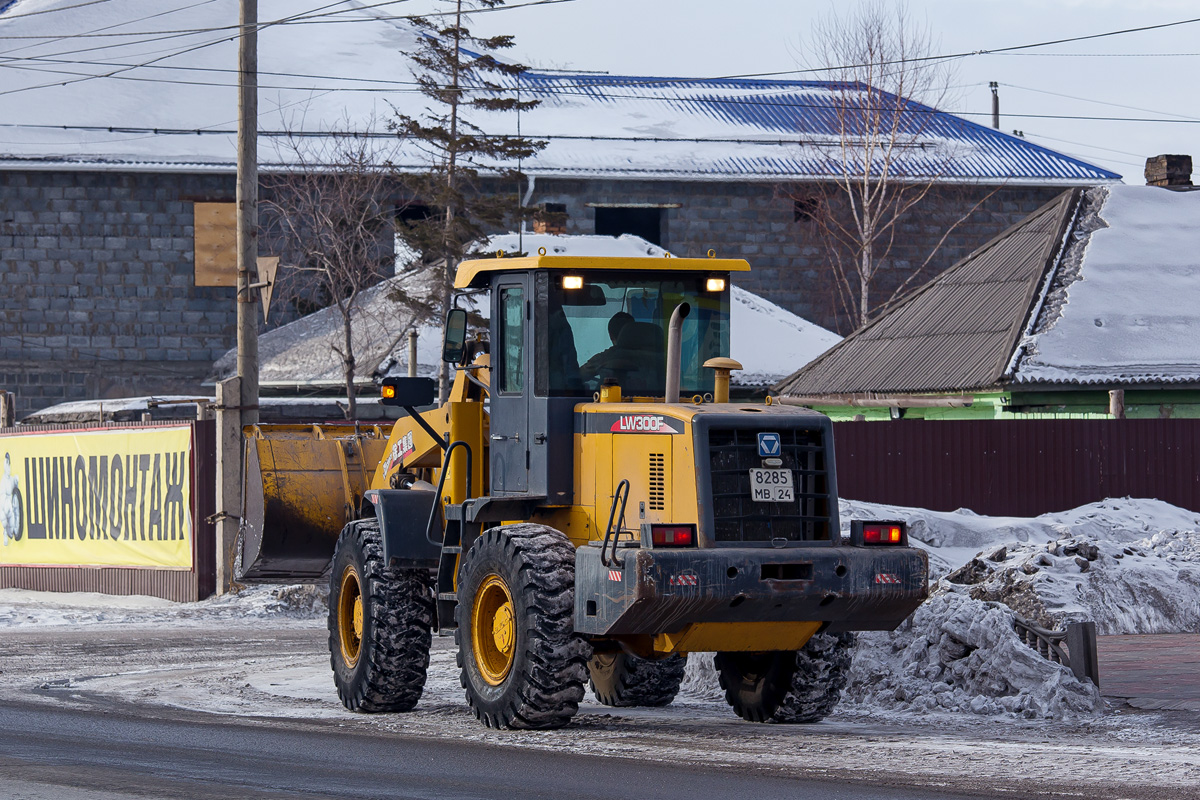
[239,252,928,729]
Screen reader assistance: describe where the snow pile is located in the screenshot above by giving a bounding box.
[678,592,1104,721]
[843,592,1102,719]
[841,497,1200,581]
[943,532,1200,636]
[680,497,1200,721]
[842,497,1200,635]
[0,584,326,628]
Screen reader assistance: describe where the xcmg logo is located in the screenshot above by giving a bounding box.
[609,415,679,434]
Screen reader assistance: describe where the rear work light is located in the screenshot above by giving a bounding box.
[849,520,907,547]
[650,524,696,547]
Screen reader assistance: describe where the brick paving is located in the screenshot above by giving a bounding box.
[1097,634,1200,712]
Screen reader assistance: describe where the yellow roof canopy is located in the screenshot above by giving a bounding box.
[453,254,751,289]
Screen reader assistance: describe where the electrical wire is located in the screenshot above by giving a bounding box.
[0,0,115,21]
[999,82,1200,123]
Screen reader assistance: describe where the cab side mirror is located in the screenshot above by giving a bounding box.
[443,308,468,365]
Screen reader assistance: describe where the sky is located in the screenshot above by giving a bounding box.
[456,0,1200,180]
[0,0,1196,180]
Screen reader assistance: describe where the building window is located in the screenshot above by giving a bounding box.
[793,197,822,223]
[594,206,663,246]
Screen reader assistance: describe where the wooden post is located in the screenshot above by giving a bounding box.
[237,0,259,429]
[215,377,242,595]
[0,391,14,428]
[1067,621,1100,687]
[1109,389,1126,419]
[408,330,419,378]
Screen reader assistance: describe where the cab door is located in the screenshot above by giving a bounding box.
[490,278,530,494]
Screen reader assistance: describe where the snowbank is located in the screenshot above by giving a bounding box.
[0,584,326,629]
[843,592,1102,719]
[679,497,1200,722]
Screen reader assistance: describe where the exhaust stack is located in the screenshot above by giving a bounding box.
[665,302,691,403]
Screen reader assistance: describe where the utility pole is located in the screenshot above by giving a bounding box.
[216,0,258,595]
[237,0,259,426]
[989,81,1000,130]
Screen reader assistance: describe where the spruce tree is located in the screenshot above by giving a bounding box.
[392,0,543,400]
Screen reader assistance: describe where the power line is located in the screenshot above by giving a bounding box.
[0,0,575,41]
[999,82,1200,123]
[0,0,115,21]
[3,119,1196,142]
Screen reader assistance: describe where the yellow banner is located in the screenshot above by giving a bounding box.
[0,427,193,569]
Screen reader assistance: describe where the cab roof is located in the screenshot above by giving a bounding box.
[453,254,752,289]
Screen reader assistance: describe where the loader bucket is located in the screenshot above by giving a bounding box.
[238,424,387,581]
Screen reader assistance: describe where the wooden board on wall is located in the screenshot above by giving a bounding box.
[194,202,237,287]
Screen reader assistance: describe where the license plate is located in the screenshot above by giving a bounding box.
[749,468,794,502]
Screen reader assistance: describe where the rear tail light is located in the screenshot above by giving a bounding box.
[850,520,907,546]
[650,524,696,547]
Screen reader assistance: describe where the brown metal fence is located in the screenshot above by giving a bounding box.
[0,419,216,602]
[832,419,1200,517]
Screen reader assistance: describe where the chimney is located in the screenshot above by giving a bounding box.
[989,81,999,130]
[1144,154,1193,188]
[532,202,568,235]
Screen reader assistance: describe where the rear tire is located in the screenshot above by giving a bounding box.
[715,632,855,723]
[588,652,687,707]
[328,520,434,713]
[456,523,591,729]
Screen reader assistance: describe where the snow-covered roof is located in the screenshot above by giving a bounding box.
[1012,186,1200,386]
[776,185,1200,396]
[213,233,840,389]
[0,0,1119,184]
[210,269,443,388]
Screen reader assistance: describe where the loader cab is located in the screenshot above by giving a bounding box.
[454,254,749,504]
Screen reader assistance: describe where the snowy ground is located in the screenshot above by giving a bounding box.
[2,498,1200,797]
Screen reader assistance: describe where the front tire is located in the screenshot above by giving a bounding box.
[588,652,687,707]
[328,520,434,713]
[455,523,591,729]
[715,632,855,723]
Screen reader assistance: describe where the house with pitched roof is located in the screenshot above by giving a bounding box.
[0,0,1118,418]
[774,178,1200,420]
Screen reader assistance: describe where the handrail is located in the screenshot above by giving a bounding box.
[601,479,631,568]
[425,440,473,545]
[1012,615,1100,687]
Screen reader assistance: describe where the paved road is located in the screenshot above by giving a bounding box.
[1099,634,1200,713]
[0,701,998,800]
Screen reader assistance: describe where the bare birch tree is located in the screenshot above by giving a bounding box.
[262,122,431,420]
[799,0,997,331]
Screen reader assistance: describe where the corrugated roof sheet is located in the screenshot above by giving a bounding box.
[0,0,1121,183]
[517,73,1122,183]
[774,190,1078,396]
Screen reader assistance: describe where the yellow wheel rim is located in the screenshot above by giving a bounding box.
[472,574,516,685]
[338,565,364,668]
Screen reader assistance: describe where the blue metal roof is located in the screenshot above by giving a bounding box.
[516,72,1121,184]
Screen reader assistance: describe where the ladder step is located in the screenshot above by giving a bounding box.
[441,546,462,554]
[437,592,458,602]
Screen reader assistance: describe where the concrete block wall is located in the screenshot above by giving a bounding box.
[1,170,239,417]
[534,178,1065,334]
[2,167,1070,418]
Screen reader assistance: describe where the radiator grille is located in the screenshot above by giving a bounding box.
[648,453,665,510]
[707,428,832,543]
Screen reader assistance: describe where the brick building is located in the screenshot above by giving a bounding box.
[0,1,1118,418]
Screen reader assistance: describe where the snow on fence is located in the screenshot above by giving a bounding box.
[834,419,1200,518]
